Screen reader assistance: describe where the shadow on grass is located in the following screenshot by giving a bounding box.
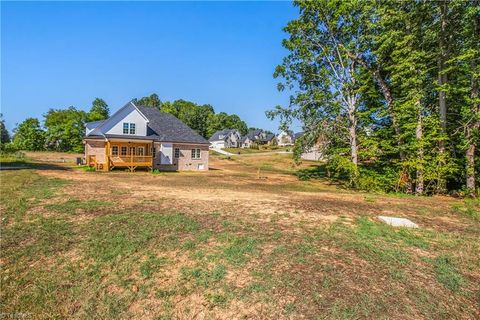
[296,164,328,181]
[0,160,71,171]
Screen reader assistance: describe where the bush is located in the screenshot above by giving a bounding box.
[1,143,19,154]
[296,155,400,193]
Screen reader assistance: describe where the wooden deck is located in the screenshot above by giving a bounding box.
[86,140,154,172]
[109,155,153,171]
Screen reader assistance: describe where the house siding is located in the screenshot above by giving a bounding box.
[85,140,106,163]
[154,143,209,171]
[102,104,148,136]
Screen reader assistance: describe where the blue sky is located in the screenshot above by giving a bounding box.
[1,1,299,133]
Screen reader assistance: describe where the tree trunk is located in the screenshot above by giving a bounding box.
[349,118,358,166]
[416,101,424,195]
[373,69,404,151]
[466,2,479,197]
[466,141,476,196]
[347,98,358,166]
[437,1,449,193]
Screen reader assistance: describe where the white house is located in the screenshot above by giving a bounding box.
[208,129,241,149]
[276,130,295,146]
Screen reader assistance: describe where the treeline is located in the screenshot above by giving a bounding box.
[0,94,249,153]
[133,94,248,137]
[269,0,479,196]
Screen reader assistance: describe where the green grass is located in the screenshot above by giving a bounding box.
[44,199,112,213]
[223,148,266,154]
[1,169,479,319]
[451,199,480,221]
[432,256,464,291]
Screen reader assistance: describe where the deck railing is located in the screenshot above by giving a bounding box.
[110,155,153,165]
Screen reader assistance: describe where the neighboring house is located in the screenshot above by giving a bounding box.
[240,136,253,148]
[245,129,275,146]
[294,132,323,161]
[208,129,241,149]
[83,101,209,171]
[301,145,323,161]
[276,130,295,146]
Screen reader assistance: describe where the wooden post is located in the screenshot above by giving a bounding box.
[130,149,133,172]
[105,140,111,171]
[151,142,154,171]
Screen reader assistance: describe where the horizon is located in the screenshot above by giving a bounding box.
[1,1,300,134]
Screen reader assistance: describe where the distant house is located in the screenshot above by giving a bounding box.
[208,129,241,149]
[240,136,254,148]
[245,129,275,146]
[83,101,210,172]
[276,130,295,146]
[294,132,323,161]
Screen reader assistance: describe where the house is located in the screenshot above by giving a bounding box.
[245,129,275,146]
[294,132,323,161]
[240,136,254,148]
[208,129,241,149]
[276,130,295,146]
[83,101,209,171]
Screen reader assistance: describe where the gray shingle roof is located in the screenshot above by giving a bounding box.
[136,106,209,144]
[209,129,238,142]
[246,129,263,140]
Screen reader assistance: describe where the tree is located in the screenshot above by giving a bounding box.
[134,93,162,108]
[0,114,11,146]
[88,98,109,122]
[269,0,364,185]
[44,107,87,153]
[133,94,250,138]
[267,0,478,195]
[12,118,45,151]
[207,112,248,137]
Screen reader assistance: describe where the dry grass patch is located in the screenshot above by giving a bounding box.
[1,153,479,319]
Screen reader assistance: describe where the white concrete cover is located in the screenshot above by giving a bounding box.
[378,216,418,228]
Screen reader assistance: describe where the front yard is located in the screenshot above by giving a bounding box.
[0,152,479,319]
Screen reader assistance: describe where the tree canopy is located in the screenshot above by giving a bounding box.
[87,98,109,122]
[270,0,479,196]
[135,94,249,137]
[44,107,87,153]
[12,118,45,151]
[0,114,10,147]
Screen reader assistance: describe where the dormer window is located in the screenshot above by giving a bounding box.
[122,122,136,135]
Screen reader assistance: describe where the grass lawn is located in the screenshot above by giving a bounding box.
[223,147,290,155]
[0,152,479,319]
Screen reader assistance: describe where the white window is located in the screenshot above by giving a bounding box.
[191,148,201,159]
[121,146,127,156]
[122,123,136,134]
[151,147,156,157]
[174,148,180,159]
[111,146,119,156]
[137,147,144,156]
[129,147,136,155]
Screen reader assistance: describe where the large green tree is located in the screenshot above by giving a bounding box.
[12,118,45,151]
[87,98,109,122]
[44,107,87,153]
[134,93,162,108]
[0,114,11,146]
[269,0,479,196]
[135,94,249,138]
